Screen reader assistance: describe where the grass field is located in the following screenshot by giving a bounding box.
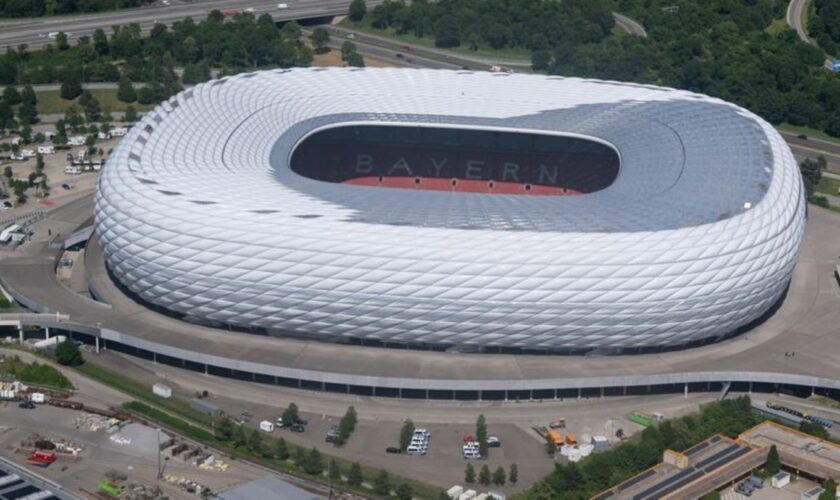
[765,18,790,35]
[36,88,154,116]
[777,123,840,143]
[340,17,532,63]
[816,176,840,196]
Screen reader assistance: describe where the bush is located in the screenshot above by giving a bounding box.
[0,356,72,389]
[374,469,391,495]
[55,340,83,366]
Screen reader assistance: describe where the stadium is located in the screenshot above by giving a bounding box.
[94,68,806,354]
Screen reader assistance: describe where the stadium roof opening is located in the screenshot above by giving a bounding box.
[290,124,620,195]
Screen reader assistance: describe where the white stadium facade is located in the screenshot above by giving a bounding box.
[94,68,806,354]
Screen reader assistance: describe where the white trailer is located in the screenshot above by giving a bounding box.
[259,420,275,433]
[153,383,172,398]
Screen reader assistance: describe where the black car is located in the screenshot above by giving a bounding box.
[290,423,305,433]
[61,183,71,190]
[386,447,402,454]
[797,134,808,140]
[18,400,35,409]
[293,417,308,426]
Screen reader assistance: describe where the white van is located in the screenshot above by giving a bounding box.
[64,166,81,175]
[277,3,288,9]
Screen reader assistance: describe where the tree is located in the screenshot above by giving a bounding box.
[55,340,83,366]
[765,444,780,474]
[33,132,44,144]
[374,469,391,495]
[18,100,37,125]
[78,90,101,121]
[345,52,364,67]
[334,405,358,446]
[215,417,233,441]
[231,424,246,447]
[54,32,69,51]
[20,85,35,106]
[509,463,518,485]
[117,77,137,103]
[60,73,82,100]
[476,414,488,458]
[479,464,491,485]
[349,0,367,22]
[303,447,323,475]
[341,41,358,60]
[396,483,413,500]
[328,458,341,481]
[532,49,552,71]
[281,402,299,427]
[3,166,12,181]
[35,153,44,174]
[247,428,263,453]
[311,28,330,54]
[800,420,830,440]
[820,479,837,500]
[347,462,363,486]
[123,106,138,122]
[800,156,824,197]
[492,466,506,486]
[281,20,302,40]
[3,86,20,105]
[464,463,476,483]
[0,100,12,130]
[399,419,415,451]
[93,28,110,56]
[274,437,289,460]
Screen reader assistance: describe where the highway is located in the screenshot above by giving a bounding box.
[0,0,385,50]
[786,0,835,71]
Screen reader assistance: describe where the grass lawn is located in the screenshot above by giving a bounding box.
[340,17,532,63]
[36,88,154,116]
[777,123,840,144]
[765,18,790,35]
[816,176,840,196]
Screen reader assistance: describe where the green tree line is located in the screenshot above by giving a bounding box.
[0,11,313,95]
[810,0,840,56]
[526,396,759,499]
[360,0,614,51]
[0,0,154,19]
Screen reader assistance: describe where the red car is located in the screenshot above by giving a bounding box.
[463,434,476,442]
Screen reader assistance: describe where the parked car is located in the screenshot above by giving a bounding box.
[290,423,305,433]
[487,436,501,447]
[18,400,35,409]
[276,417,284,427]
[1,201,11,209]
[797,134,808,140]
[61,183,72,190]
[293,416,308,426]
[463,434,475,442]
[385,446,402,454]
[325,425,339,442]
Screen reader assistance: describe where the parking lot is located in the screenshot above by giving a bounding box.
[88,349,718,493]
[0,403,262,499]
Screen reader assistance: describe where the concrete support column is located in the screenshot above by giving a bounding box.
[153,352,157,364]
[749,381,753,394]
[204,364,208,375]
[684,383,688,398]
[577,388,581,399]
[17,326,23,344]
[95,336,100,353]
[44,327,50,340]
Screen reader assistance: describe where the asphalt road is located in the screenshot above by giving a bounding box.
[613,12,647,38]
[0,0,385,50]
[786,0,835,71]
